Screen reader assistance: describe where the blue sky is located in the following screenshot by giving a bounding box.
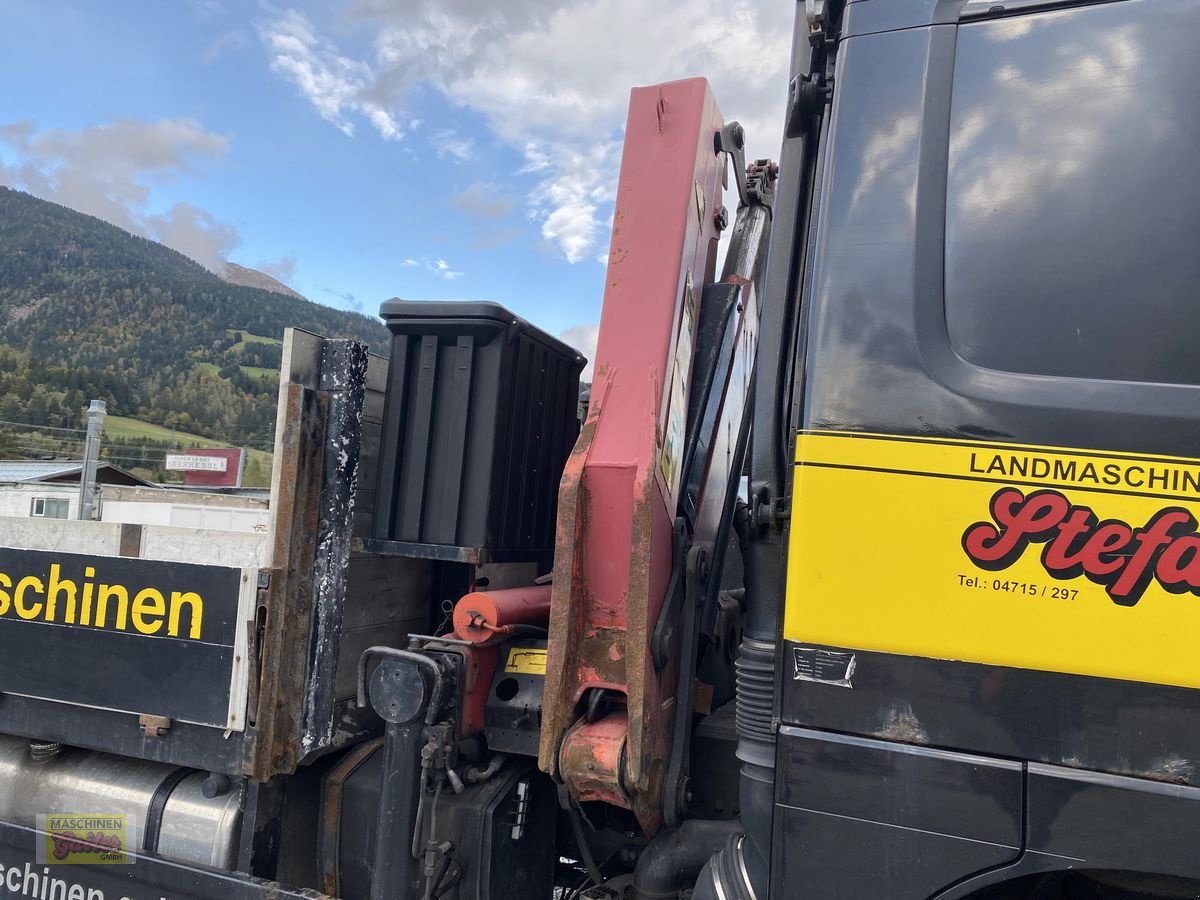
[0,0,789,368]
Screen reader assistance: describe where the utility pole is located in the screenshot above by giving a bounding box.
[77,399,107,520]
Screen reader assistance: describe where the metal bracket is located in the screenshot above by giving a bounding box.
[650,519,691,671]
[805,0,829,43]
[663,544,708,827]
[139,714,172,737]
[785,73,832,139]
[715,122,750,210]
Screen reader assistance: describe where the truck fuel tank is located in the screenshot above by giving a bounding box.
[0,734,242,870]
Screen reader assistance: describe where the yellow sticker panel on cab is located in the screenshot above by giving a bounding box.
[785,431,1200,689]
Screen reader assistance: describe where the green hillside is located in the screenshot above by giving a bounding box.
[103,415,275,487]
[0,186,390,484]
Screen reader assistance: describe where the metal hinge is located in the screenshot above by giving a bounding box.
[785,73,833,139]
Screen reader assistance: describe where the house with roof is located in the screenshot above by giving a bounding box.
[0,461,269,533]
[0,460,155,520]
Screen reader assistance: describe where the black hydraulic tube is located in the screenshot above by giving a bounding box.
[365,653,439,900]
[374,718,425,900]
[564,793,605,889]
[632,819,742,900]
[694,4,827,898]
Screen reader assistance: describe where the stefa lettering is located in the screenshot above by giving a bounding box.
[962,488,1200,607]
[0,563,203,639]
[967,452,1200,496]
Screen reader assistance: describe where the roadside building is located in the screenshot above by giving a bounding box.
[0,460,151,520]
[0,461,269,533]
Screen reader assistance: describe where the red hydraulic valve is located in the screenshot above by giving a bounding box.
[452,585,553,644]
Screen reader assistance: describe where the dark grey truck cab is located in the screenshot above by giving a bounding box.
[770,0,1200,897]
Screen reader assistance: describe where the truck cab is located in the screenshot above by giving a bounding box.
[763,0,1200,896]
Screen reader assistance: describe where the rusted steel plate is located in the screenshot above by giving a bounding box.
[539,78,726,833]
[559,712,631,806]
[246,382,328,779]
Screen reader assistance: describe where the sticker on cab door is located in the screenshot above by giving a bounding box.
[784,431,1200,689]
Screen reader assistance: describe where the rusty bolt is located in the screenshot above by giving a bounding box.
[714,206,729,232]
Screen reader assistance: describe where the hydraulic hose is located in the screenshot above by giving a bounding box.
[568,803,605,888]
[632,819,742,900]
[693,9,827,897]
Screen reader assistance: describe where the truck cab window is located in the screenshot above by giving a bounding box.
[944,0,1200,385]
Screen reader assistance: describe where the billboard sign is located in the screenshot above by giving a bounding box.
[165,448,245,488]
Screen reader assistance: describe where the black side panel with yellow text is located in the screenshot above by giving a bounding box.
[0,548,250,729]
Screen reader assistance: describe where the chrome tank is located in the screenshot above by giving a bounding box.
[0,734,241,869]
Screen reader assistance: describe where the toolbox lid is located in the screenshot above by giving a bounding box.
[379,298,585,363]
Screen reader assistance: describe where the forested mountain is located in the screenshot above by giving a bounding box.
[0,187,390,475]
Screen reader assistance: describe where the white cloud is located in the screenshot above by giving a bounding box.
[431,129,474,162]
[259,255,298,284]
[148,202,239,272]
[399,256,464,280]
[430,257,464,280]
[258,9,402,141]
[404,0,788,262]
[526,139,618,263]
[261,1,789,262]
[559,323,599,381]
[518,142,552,174]
[0,117,238,272]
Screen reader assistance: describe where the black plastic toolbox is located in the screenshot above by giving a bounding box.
[372,300,585,563]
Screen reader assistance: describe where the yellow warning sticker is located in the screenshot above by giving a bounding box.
[785,431,1200,689]
[505,647,547,675]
